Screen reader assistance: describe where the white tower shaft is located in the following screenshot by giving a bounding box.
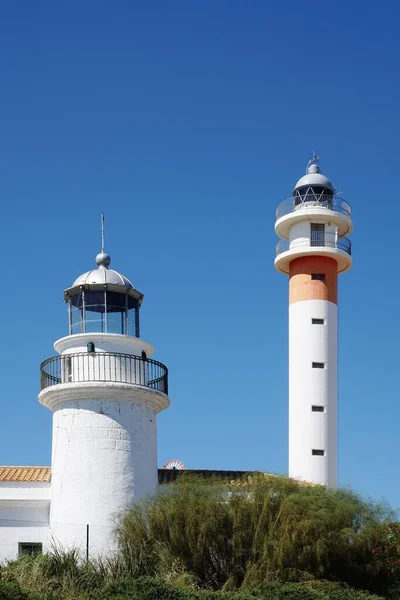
[288,258,338,485]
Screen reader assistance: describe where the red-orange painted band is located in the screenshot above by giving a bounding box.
[289,256,338,305]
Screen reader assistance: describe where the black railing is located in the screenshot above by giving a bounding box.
[40,352,168,395]
[276,234,352,257]
[276,195,352,220]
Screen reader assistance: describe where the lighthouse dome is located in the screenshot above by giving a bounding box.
[293,171,334,193]
[72,252,134,289]
[72,268,134,289]
[293,155,335,193]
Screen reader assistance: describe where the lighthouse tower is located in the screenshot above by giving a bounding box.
[39,228,169,553]
[275,155,352,486]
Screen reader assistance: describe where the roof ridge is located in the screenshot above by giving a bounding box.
[0,465,51,469]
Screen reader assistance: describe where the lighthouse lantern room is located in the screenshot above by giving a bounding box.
[65,250,143,337]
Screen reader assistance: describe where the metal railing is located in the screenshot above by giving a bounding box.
[276,195,352,220]
[40,352,168,395]
[276,234,352,257]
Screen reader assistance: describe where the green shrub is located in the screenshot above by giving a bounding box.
[0,580,29,600]
[2,475,396,598]
[85,577,385,599]
[0,579,54,600]
[0,572,385,600]
[116,474,394,593]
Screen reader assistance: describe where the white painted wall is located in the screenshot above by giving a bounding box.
[0,502,49,522]
[50,397,158,553]
[38,332,170,555]
[0,482,50,503]
[289,220,338,249]
[0,518,49,564]
[0,484,50,564]
[0,482,120,561]
[54,333,154,358]
[289,299,337,486]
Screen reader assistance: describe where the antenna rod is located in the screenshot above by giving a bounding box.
[101,213,105,253]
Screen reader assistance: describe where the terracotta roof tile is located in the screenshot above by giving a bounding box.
[0,467,51,483]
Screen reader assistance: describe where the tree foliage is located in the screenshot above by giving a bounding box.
[116,474,396,594]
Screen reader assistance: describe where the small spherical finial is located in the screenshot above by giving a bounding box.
[307,151,320,174]
[308,163,320,174]
[96,252,111,268]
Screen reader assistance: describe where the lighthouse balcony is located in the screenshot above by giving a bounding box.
[40,351,168,395]
[275,195,352,239]
[275,234,352,274]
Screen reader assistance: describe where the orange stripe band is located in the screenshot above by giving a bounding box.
[289,256,338,305]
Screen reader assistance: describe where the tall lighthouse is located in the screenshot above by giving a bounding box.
[39,225,170,553]
[275,155,352,486]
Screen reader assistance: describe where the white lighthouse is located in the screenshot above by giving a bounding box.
[38,224,170,553]
[275,155,352,487]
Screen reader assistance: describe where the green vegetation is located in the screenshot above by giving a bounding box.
[0,571,386,600]
[1,475,399,599]
[115,474,395,594]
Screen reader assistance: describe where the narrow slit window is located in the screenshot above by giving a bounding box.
[312,318,324,325]
[312,362,325,369]
[312,449,325,456]
[311,273,325,281]
[312,405,324,412]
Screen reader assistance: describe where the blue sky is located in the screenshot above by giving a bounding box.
[0,0,399,508]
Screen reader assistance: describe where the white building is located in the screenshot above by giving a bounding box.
[275,155,353,486]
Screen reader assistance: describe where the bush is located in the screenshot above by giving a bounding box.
[1,560,387,599]
[2,476,395,597]
[86,577,385,599]
[3,550,108,597]
[116,474,394,593]
[0,579,54,600]
[0,571,385,600]
[0,580,29,600]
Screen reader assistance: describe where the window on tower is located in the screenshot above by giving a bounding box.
[312,405,324,412]
[312,449,325,456]
[311,274,325,281]
[312,318,325,325]
[85,290,106,333]
[310,223,325,247]
[312,362,325,369]
[70,292,84,334]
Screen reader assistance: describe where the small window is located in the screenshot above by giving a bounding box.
[312,449,325,456]
[312,405,324,412]
[18,542,42,556]
[141,351,147,361]
[312,362,325,369]
[311,274,325,281]
[310,223,325,247]
[312,318,324,325]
